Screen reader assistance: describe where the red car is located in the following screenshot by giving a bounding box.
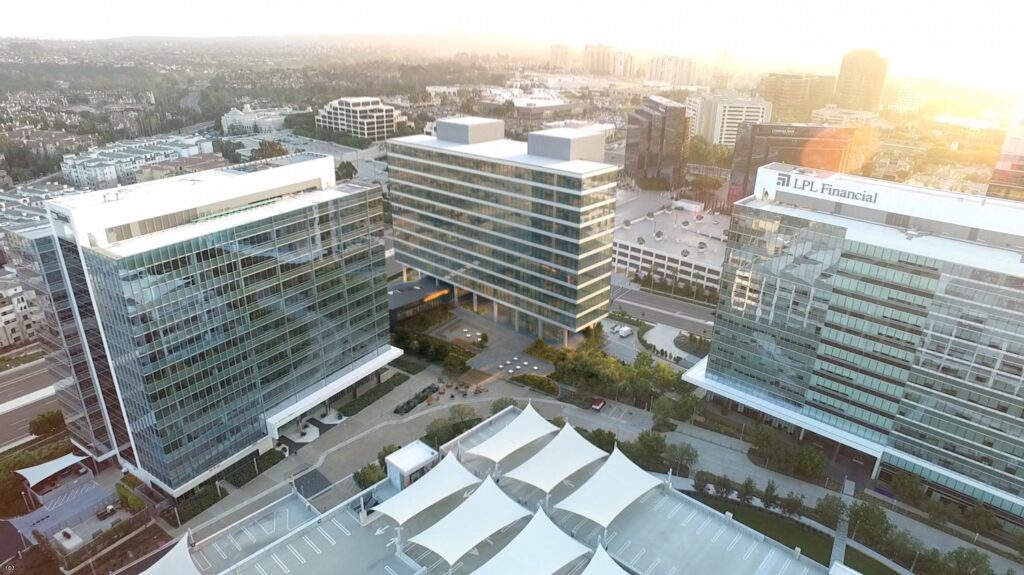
[591,398,606,412]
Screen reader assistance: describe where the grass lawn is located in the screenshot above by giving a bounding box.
[701,499,898,575]
[392,354,428,374]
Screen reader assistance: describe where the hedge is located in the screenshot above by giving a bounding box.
[161,484,225,526]
[510,374,558,396]
[116,482,146,512]
[339,372,409,417]
[393,384,439,415]
[226,449,286,488]
[120,473,143,489]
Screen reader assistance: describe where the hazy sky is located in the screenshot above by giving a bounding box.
[4,0,1021,92]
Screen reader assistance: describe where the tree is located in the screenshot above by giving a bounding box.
[665,443,698,474]
[780,492,805,518]
[913,549,949,575]
[249,140,288,161]
[442,353,466,376]
[354,463,386,488]
[335,161,357,181]
[586,428,617,452]
[795,446,827,480]
[447,404,477,426]
[28,411,65,436]
[377,444,400,469]
[692,471,713,494]
[891,471,926,506]
[848,502,891,547]
[813,494,847,529]
[963,504,1000,535]
[749,424,777,454]
[882,529,923,567]
[738,478,757,505]
[626,430,666,470]
[761,480,779,510]
[219,140,245,163]
[478,333,488,347]
[946,547,995,575]
[925,498,958,525]
[713,475,734,499]
[490,397,522,414]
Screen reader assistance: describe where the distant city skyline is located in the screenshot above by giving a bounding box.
[3,0,1021,94]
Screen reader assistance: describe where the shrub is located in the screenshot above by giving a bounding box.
[393,384,439,415]
[378,444,400,469]
[227,449,286,487]
[354,463,387,488]
[510,374,558,396]
[738,477,757,505]
[29,411,65,436]
[490,397,523,414]
[161,484,224,526]
[120,473,143,489]
[339,373,409,417]
[116,482,146,512]
[580,428,617,452]
[692,470,715,494]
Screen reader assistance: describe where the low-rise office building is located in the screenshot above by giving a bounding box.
[135,153,230,182]
[60,134,214,190]
[315,97,397,142]
[388,117,618,344]
[687,163,1024,524]
[221,105,302,135]
[691,93,773,147]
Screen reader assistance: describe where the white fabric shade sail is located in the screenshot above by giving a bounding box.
[409,476,529,566]
[142,536,202,575]
[473,508,590,575]
[581,545,629,575]
[502,424,606,494]
[554,447,661,528]
[14,453,87,488]
[372,452,480,525]
[465,404,558,463]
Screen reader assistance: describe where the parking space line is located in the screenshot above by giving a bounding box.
[260,518,274,535]
[331,517,351,536]
[195,550,212,570]
[228,533,242,551]
[727,533,742,551]
[695,517,711,535]
[243,527,257,543]
[652,497,667,511]
[681,510,697,526]
[572,518,586,533]
[255,563,268,575]
[639,491,655,504]
[645,558,661,574]
[213,541,228,559]
[605,531,618,545]
[777,558,792,574]
[303,535,322,555]
[711,525,726,543]
[743,542,759,560]
[272,553,290,574]
[666,502,682,518]
[287,544,306,564]
[318,526,336,545]
[616,540,631,555]
[629,549,645,565]
[385,567,398,575]
[757,549,776,573]
[666,568,677,575]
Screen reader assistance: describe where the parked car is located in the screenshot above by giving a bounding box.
[618,327,633,338]
[591,398,606,412]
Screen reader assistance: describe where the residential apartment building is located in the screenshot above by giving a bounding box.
[612,52,635,78]
[60,134,214,190]
[834,50,889,112]
[758,74,836,122]
[625,95,691,189]
[221,105,302,135]
[388,117,618,344]
[0,181,80,227]
[692,94,772,147]
[0,275,42,348]
[583,45,614,76]
[988,120,1024,202]
[687,163,1024,524]
[647,56,697,86]
[315,97,397,142]
[43,153,400,496]
[549,45,570,71]
[135,153,230,183]
[727,123,873,204]
[0,126,96,157]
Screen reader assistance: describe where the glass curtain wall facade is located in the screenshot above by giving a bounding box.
[387,143,617,335]
[625,96,690,189]
[708,197,1024,521]
[79,188,389,490]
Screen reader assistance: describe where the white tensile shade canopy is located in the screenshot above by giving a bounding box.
[473,508,591,575]
[465,404,558,463]
[581,545,630,575]
[554,447,661,528]
[372,452,480,525]
[502,424,607,493]
[142,536,202,575]
[14,453,87,488]
[409,476,530,566]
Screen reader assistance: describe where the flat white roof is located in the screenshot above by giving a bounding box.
[391,134,617,177]
[385,440,438,475]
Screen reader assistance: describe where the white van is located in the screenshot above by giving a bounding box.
[618,326,633,338]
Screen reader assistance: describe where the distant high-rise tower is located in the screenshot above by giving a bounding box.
[834,50,889,112]
[647,56,696,86]
[758,74,836,122]
[988,120,1024,202]
[625,96,691,189]
[612,52,635,78]
[583,45,614,76]
[549,44,570,71]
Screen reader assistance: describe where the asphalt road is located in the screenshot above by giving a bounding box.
[0,361,57,446]
[0,396,59,446]
[610,284,716,336]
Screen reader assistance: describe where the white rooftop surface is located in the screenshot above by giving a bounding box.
[614,209,729,270]
[385,440,438,475]
[391,134,618,176]
[473,508,590,575]
[503,424,607,494]
[408,476,530,566]
[142,536,201,575]
[581,545,629,575]
[15,453,86,488]
[373,452,480,525]
[465,403,558,464]
[554,447,661,528]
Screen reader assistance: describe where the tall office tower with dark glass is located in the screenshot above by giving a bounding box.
[687,162,1024,524]
[834,49,889,112]
[625,95,691,190]
[45,154,400,496]
[727,122,873,205]
[388,117,618,345]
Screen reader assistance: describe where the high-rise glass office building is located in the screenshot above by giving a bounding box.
[388,118,618,343]
[687,163,1024,523]
[625,95,691,190]
[44,154,400,496]
[988,120,1024,202]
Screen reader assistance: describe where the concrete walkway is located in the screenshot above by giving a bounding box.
[176,365,1024,574]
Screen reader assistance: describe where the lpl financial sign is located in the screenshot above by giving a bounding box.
[775,172,879,204]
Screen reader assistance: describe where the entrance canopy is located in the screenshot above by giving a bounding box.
[554,447,661,528]
[581,545,629,575]
[465,404,558,463]
[142,536,202,575]
[503,424,607,494]
[409,476,529,566]
[373,452,480,525]
[474,508,590,575]
[14,453,86,488]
